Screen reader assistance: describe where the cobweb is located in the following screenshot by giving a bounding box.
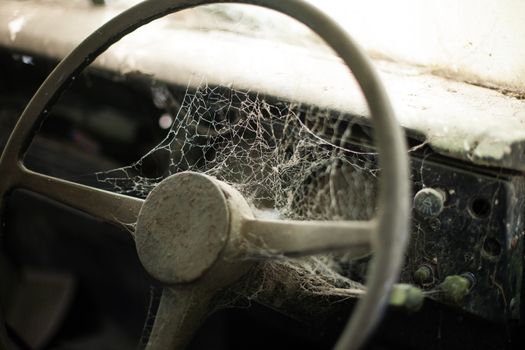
[95,79,378,329]
[97,80,378,217]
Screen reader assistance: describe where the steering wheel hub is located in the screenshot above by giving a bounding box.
[135,172,231,284]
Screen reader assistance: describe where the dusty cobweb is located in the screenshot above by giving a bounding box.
[96,79,379,337]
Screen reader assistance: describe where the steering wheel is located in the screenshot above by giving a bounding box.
[0,0,410,349]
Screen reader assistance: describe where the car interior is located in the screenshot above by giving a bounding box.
[0,1,524,349]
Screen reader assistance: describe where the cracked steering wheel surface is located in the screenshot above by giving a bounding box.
[0,1,410,349]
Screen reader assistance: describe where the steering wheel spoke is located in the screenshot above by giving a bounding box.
[241,218,375,258]
[15,167,143,228]
[145,286,216,350]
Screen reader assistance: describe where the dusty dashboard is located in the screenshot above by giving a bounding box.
[1,1,525,350]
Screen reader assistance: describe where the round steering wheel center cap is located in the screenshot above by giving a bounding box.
[135,172,230,284]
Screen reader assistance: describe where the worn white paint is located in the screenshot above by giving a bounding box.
[308,0,525,93]
[0,0,524,170]
[7,15,25,41]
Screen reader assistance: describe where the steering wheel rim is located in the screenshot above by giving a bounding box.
[0,0,411,349]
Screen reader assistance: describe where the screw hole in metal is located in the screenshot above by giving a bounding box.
[469,197,491,219]
[482,237,502,258]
